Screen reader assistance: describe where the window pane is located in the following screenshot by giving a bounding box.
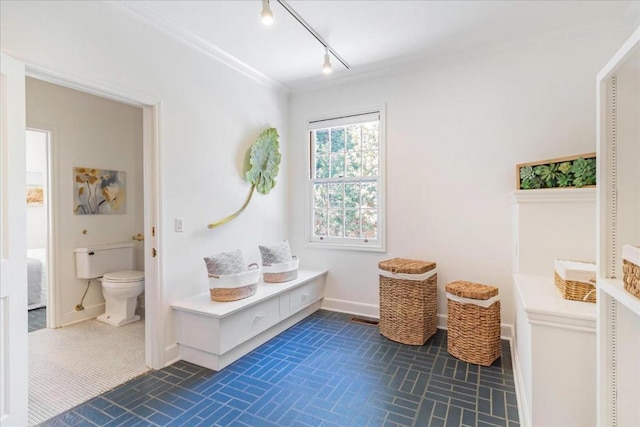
[330,154,345,178]
[344,209,360,238]
[361,209,377,239]
[329,210,344,237]
[315,155,329,178]
[345,152,361,177]
[314,209,327,236]
[344,183,360,208]
[315,130,329,155]
[328,183,343,208]
[362,122,378,151]
[362,151,378,177]
[361,182,377,208]
[346,125,361,151]
[313,183,328,209]
[330,127,345,153]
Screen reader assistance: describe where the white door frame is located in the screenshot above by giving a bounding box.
[1,51,29,427]
[26,64,164,369]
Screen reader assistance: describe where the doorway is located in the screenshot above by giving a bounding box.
[25,77,155,425]
[26,128,51,332]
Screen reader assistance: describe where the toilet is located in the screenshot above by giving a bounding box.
[74,242,144,327]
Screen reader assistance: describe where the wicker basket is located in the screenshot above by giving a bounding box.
[208,263,260,302]
[446,281,501,366]
[554,259,596,303]
[263,257,299,283]
[378,258,437,345]
[622,245,640,299]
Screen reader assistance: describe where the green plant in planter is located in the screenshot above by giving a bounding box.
[556,173,573,187]
[570,157,596,187]
[208,128,281,229]
[518,155,596,189]
[534,163,561,187]
[520,166,544,189]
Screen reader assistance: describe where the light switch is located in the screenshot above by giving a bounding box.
[175,217,184,232]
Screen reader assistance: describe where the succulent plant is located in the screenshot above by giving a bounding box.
[570,157,596,188]
[534,163,561,186]
[519,155,595,190]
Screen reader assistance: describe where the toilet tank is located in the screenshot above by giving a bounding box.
[74,242,135,279]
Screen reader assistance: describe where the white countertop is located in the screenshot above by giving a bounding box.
[514,274,596,331]
[171,269,328,318]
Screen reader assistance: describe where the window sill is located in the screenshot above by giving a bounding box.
[305,241,386,253]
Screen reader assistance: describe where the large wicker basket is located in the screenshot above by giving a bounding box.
[446,281,501,366]
[378,258,437,345]
[554,259,596,303]
[208,264,260,302]
[263,257,299,283]
[622,245,640,299]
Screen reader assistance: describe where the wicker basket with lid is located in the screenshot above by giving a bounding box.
[446,281,501,366]
[378,258,437,345]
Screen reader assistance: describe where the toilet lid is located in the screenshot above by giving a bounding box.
[103,270,144,282]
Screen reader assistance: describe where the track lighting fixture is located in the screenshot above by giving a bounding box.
[261,0,273,26]
[322,48,332,74]
[261,0,350,74]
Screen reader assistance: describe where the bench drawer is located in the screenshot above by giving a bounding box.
[219,297,280,354]
[290,279,321,313]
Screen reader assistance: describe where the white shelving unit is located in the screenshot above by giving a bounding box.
[510,190,597,427]
[596,27,640,427]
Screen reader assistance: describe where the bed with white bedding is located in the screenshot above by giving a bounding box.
[27,248,47,310]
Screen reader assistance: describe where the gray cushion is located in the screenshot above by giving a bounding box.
[259,240,292,266]
[204,249,246,276]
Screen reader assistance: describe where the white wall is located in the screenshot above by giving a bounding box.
[2,1,288,362]
[26,77,144,325]
[288,25,637,326]
[26,130,48,250]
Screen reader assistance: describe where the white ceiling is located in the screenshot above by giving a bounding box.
[118,1,638,90]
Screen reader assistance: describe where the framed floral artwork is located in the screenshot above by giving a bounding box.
[73,167,126,215]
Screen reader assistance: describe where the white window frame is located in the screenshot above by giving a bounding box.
[306,105,386,252]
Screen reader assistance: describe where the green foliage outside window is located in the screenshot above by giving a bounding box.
[312,121,379,240]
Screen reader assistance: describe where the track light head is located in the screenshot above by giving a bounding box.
[322,48,332,74]
[261,0,273,25]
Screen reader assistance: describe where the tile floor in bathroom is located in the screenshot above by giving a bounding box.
[40,310,519,426]
[28,307,47,332]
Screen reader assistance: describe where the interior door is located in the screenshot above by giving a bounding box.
[0,52,28,425]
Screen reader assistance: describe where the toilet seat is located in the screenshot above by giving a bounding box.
[103,270,144,282]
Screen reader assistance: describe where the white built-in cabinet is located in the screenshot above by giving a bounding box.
[171,270,327,371]
[510,189,597,427]
[596,28,640,427]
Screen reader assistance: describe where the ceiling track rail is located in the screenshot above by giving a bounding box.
[275,0,351,70]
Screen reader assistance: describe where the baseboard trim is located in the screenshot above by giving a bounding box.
[163,343,180,368]
[60,302,105,327]
[511,336,530,427]
[321,298,379,319]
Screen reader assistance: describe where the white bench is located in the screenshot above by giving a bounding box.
[171,269,327,371]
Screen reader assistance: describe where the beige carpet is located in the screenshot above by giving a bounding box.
[29,319,149,426]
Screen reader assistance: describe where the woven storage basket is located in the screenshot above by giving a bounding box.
[446,281,501,366]
[208,263,260,302]
[554,260,596,303]
[622,245,640,299]
[263,257,299,283]
[378,258,437,345]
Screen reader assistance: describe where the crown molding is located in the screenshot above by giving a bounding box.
[106,1,290,93]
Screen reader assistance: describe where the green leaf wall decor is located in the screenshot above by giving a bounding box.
[208,128,281,229]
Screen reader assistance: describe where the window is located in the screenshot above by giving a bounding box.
[308,109,385,251]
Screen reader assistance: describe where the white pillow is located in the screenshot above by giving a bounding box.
[204,249,246,276]
[259,240,292,266]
